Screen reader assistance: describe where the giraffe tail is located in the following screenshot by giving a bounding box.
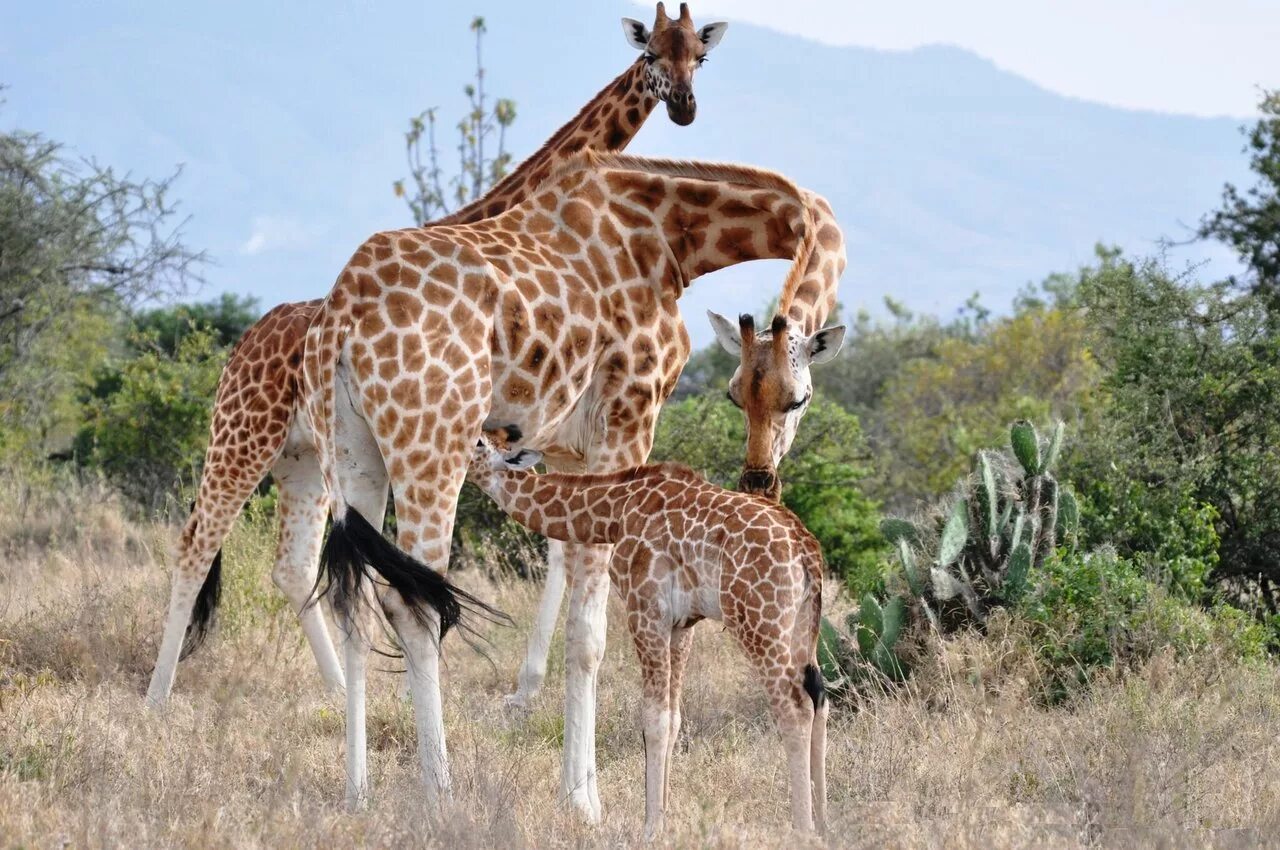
[301,300,509,645]
[316,507,511,644]
[179,547,223,660]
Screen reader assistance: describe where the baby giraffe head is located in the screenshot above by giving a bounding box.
[708,311,846,501]
[622,2,728,126]
[468,433,543,489]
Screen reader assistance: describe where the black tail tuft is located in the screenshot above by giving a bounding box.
[180,548,223,660]
[802,663,826,710]
[314,509,510,645]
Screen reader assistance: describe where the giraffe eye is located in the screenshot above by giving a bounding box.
[696,55,708,67]
[726,390,742,409]
[784,392,811,413]
[644,52,658,64]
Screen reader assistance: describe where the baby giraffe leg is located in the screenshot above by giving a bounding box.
[811,688,830,832]
[664,625,695,810]
[629,603,673,842]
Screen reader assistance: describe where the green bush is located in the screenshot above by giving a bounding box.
[74,326,225,509]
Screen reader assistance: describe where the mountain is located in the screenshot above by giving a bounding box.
[1,0,1252,346]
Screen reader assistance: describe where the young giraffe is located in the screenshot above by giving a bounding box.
[143,2,729,709]
[299,151,846,811]
[467,436,829,838]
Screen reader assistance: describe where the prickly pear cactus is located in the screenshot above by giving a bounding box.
[883,420,1080,634]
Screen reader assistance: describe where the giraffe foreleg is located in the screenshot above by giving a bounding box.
[561,544,610,822]
[506,538,567,711]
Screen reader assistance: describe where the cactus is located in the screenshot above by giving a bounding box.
[883,420,1080,635]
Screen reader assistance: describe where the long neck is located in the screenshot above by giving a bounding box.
[780,192,844,336]
[588,160,835,326]
[434,61,655,227]
[471,467,631,546]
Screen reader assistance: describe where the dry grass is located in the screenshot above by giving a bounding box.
[2,481,1279,849]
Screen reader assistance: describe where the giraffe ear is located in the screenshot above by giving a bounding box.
[805,324,846,366]
[698,22,728,52]
[622,18,651,51]
[707,310,742,356]
[502,448,543,471]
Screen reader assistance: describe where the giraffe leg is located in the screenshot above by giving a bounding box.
[811,682,830,833]
[664,624,694,811]
[271,445,345,693]
[730,621,816,832]
[627,599,673,842]
[505,538,566,711]
[561,542,610,822]
[146,478,260,708]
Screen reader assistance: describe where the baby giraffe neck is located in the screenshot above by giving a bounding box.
[473,468,626,546]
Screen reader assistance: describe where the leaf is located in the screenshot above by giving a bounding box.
[1042,421,1065,474]
[1010,420,1040,476]
[879,595,906,647]
[880,517,918,545]
[899,541,924,597]
[1003,542,1033,601]
[817,617,844,684]
[931,566,964,601]
[938,498,969,567]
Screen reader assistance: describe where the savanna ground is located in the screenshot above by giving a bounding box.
[2,476,1279,850]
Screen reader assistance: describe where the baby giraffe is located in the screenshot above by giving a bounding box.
[468,437,829,838]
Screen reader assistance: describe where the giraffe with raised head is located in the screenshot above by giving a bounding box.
[467,435,829,838]
[299,151,846,812]
[144,1,729,710]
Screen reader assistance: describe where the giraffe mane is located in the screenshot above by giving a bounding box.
[539,151,819,315]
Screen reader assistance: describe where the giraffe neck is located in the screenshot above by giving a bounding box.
[468,465,661,547]
[564,157,824,307]
[779,193,845,337]
[435,61,655,226]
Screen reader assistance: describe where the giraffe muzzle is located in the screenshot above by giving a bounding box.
[666,88,696,125]
[738,468,780,501]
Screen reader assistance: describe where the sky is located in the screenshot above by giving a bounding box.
[690,0,1277,117]
[0,1,1271,348]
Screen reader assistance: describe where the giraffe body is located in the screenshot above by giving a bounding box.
[144,2,728,710]
[468,439,830,837]
[300,153,845,810]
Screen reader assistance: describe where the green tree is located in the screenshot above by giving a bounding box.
[1069,250,1280,601]
[1199,89,1280,301]
[394,17,518,223]
[0,108,202,456]
[74,327,225,509]
[133,292,260,356]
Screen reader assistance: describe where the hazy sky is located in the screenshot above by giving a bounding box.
[687,0,1277,117]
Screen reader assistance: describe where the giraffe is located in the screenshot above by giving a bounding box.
[298,151,846,812]
[467,436,829,838]
[143,1,729,709]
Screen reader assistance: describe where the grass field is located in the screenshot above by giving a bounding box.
[2,480,1279,849]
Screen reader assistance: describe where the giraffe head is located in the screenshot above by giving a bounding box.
[622,2,727,126]
[708,312,846,501]
[468,435,542,488]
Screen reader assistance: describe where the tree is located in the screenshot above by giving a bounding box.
[74,326,226,509]
[1068,250,1280,602]
[1199,89,1280,302]
[133,292,260,356]
[0,110,202,455]
[393,17,518,223]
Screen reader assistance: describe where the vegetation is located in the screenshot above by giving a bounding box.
[393,16,518,224]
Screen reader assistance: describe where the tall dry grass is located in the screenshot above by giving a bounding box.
[2,474,1278,849]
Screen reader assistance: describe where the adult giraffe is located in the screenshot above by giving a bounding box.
[300,152,846,813]
[144,1,729,709]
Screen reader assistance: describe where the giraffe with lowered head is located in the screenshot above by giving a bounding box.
[144,2,729,710]
[300,151,846,813]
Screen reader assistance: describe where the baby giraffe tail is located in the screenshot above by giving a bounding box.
[800,571,828,832]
